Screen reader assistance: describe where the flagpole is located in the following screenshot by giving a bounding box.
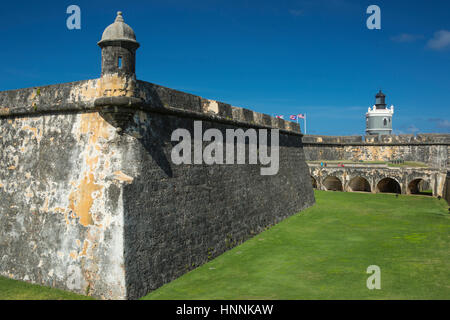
[304,113,307,134]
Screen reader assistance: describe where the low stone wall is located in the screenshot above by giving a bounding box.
[303,134,450,169]
[444,174,450,205]
[0,76,314,299]
[309,164,447,197]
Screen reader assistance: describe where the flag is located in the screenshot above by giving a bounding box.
[275,115,284,119]
[298,114,305,119]
[289,115,297,120]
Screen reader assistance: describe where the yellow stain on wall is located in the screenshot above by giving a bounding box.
[346,145,396,161]
[113,171,134,184]
[79,112,111,144]
[68,173,102,227]
[37,197,50,213]
[69,251,78,260]
[0,107,10,115]
[28,90,37,101]
[80,240,90,257]
[70,75,137,102]
[68,112,113,227]
[21,125,43,143]
[205,100,219,114]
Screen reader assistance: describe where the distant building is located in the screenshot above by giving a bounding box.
[366,90,394,135]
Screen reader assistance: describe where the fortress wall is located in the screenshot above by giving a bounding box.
[121,109,314,299]
[303,134,450,169]
[303,145,345,162]
[309,165,447,197]
[444,174,450,205]
[0,111,128,299]
[0,77,315,299]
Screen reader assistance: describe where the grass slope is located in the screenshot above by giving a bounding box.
[307,160,429,168]
[0,277,93,300]
[0,191,448,300]
[144,191,449,300]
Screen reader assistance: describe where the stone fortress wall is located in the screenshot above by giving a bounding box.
[0,77,315,299]
[0,11,315,299]
[302,134,450,169]
[302,134,450,203]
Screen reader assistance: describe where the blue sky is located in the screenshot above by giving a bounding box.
[0,0,449,135]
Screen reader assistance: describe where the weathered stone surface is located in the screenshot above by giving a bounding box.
[0,78,300,135]
[0,78,314,299]
[309,164,447,197]
[121,111,313,299]
[0,112,127,299]
[303,134,450,169]
[0,10,308,300]
[444,174,450,205]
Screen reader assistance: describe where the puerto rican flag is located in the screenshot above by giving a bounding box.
[275,115,284,119]
[297,113,305,119]
[289,115,297,120]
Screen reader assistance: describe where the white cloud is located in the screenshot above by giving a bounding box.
[437,119,450,129]
[289,9,304,16]
[390,33,424,43]
[429,118,450,129]
[427,30,450,50]
[407,124,420,133]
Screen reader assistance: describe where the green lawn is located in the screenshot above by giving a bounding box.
[307,160,429,168]
[0,276,93,300]
[307,160,387,165]
[387,161,429,168]
[144,191,449,300]
[1,190,449,300]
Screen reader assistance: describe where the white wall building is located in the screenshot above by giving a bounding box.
[366,90,394,135]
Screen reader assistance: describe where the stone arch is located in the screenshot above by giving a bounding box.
[311,176,318,189]
[407,178,432,195]
[348,176,371,192]
[323,176,343,191]
[376,177,401,194]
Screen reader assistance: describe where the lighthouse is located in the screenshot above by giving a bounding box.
[366,90,394,135]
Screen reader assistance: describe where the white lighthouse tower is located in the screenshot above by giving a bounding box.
[366,90,394,135]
